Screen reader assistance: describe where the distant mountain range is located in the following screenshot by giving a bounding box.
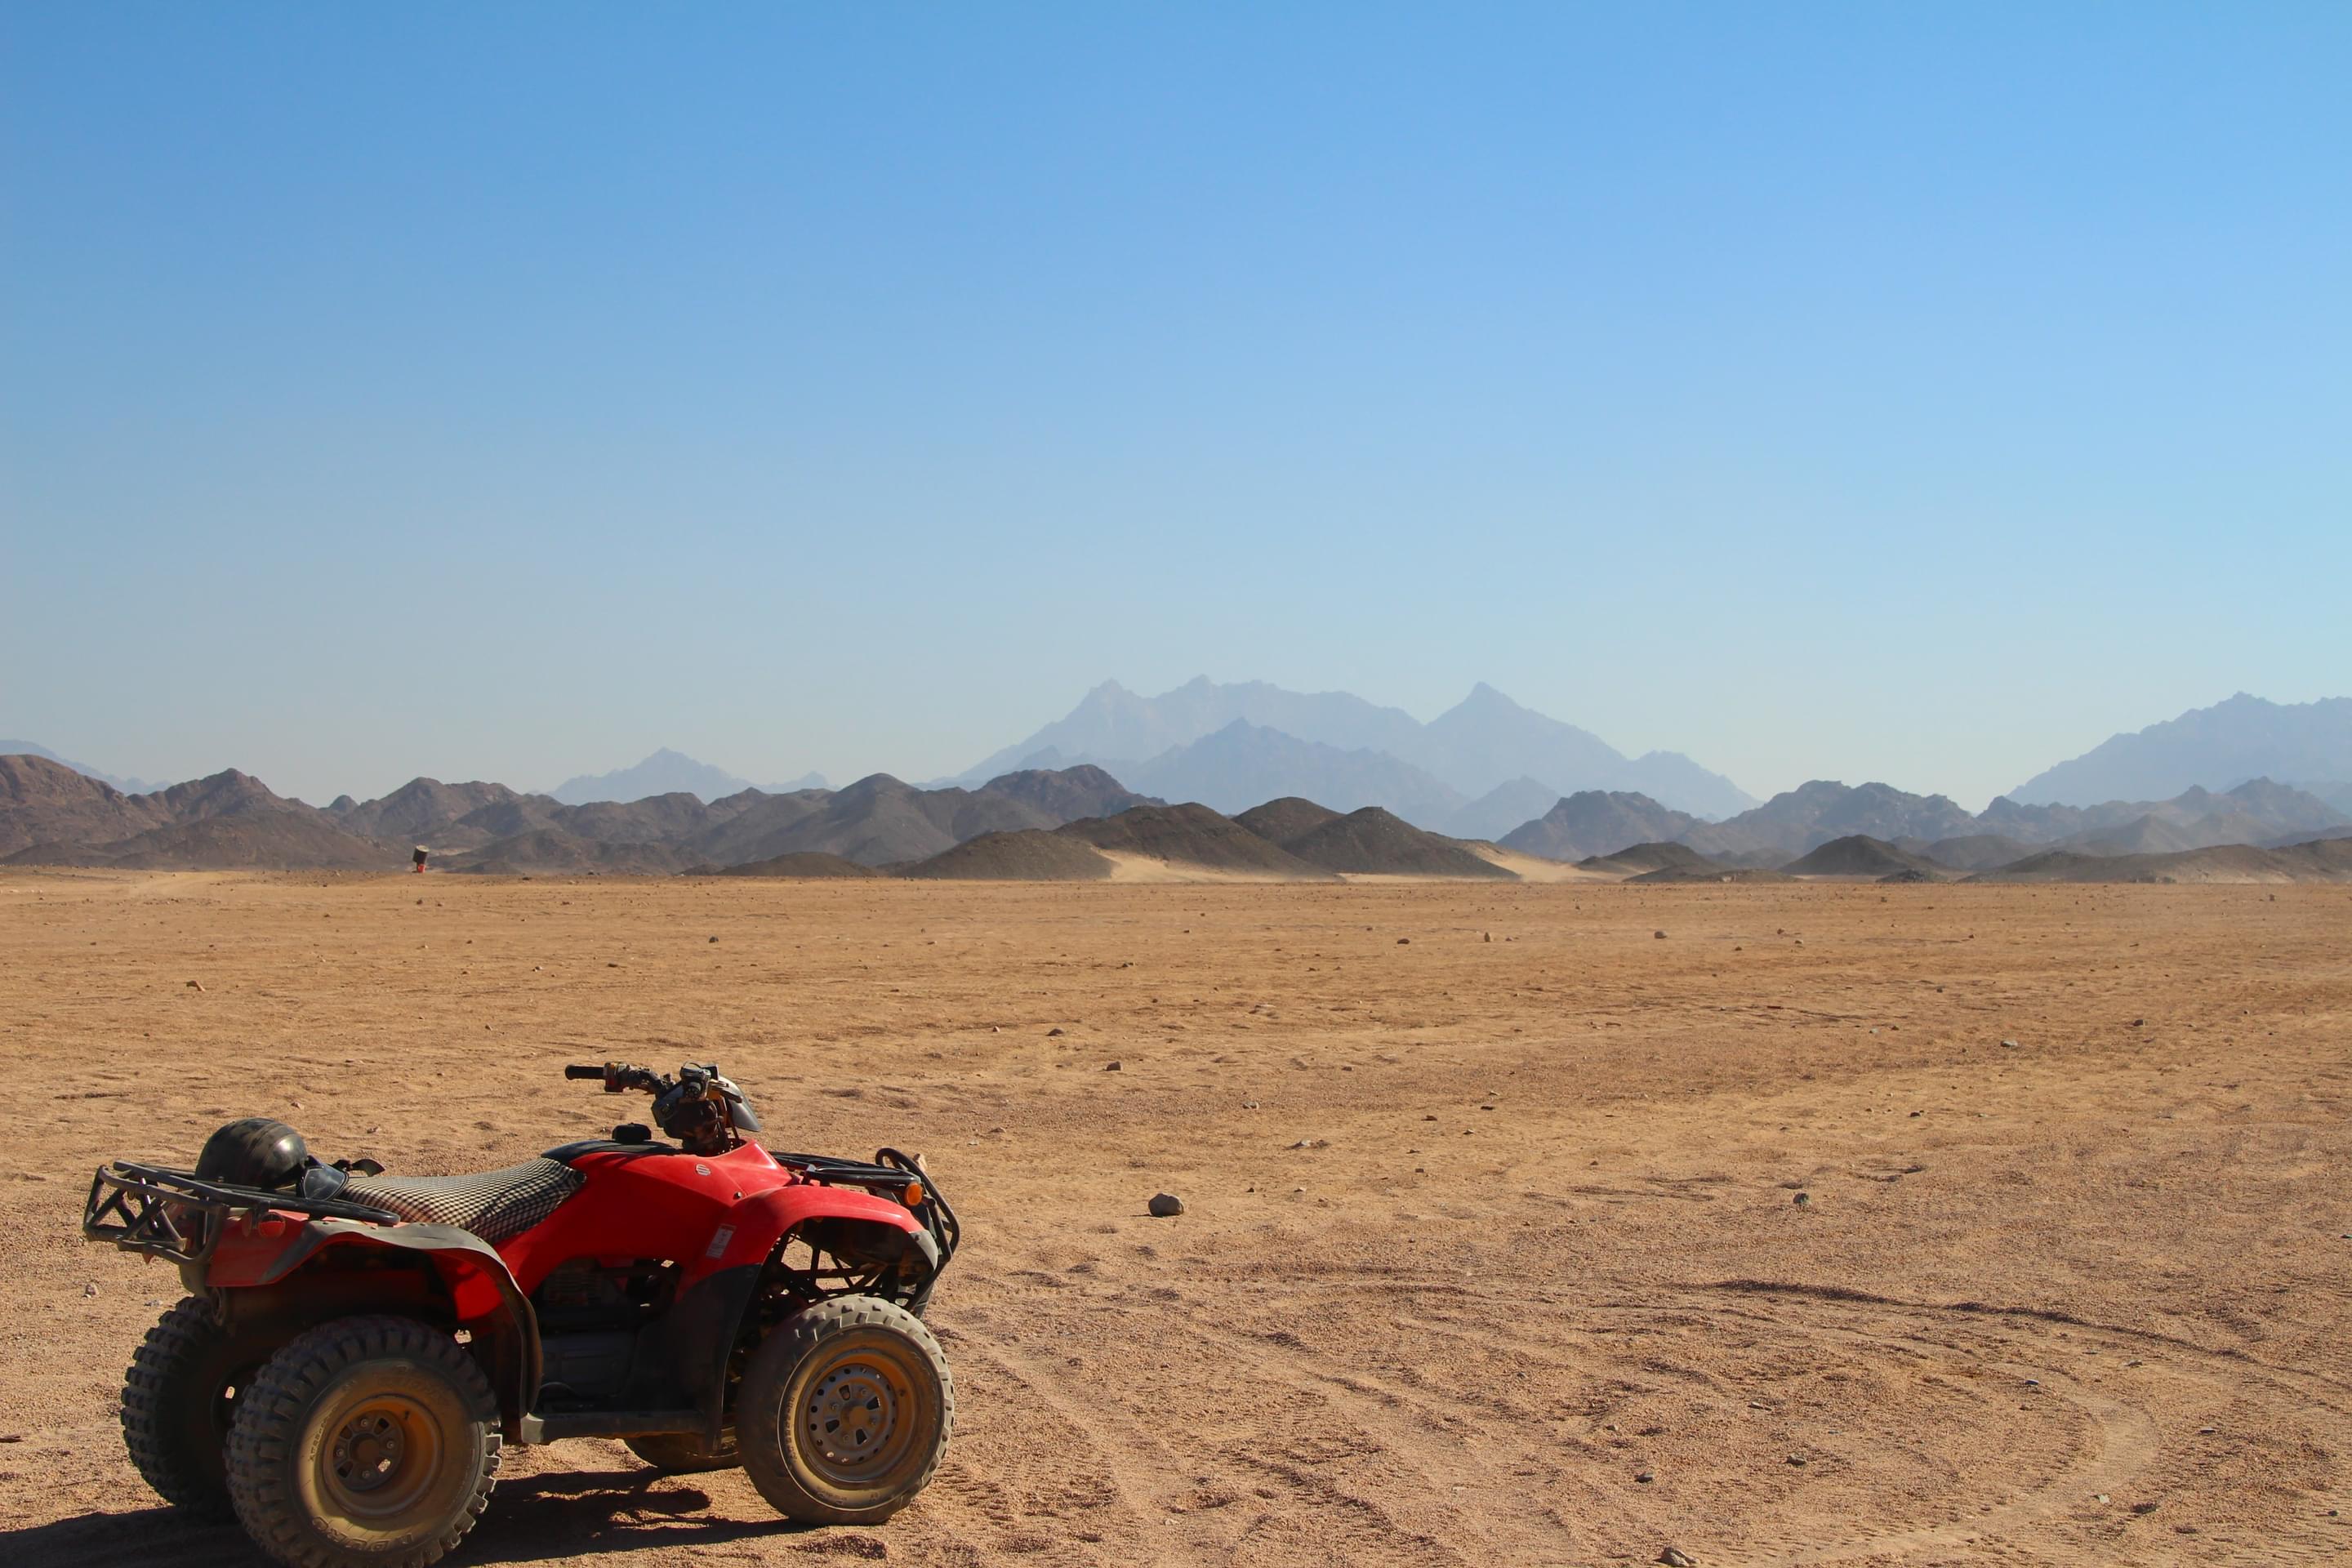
[11,687,2352,878]
[2011,693,2352,808]
[947,678,1759,822]
[6,750,2349,884]
[550,748,826,805]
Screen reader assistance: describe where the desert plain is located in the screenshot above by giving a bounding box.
[1,870,2347,1567]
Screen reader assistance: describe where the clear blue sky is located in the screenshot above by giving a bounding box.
[4,3,2346,808]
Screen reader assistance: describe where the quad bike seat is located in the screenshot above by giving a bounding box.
[338,1158,585,1245]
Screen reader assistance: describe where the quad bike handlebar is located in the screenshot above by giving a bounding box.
[563,1060,762,1152]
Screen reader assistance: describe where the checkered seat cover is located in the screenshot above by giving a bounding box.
[340,1158,584,1245]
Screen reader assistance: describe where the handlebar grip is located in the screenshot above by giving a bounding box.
[564,1064,605,1080]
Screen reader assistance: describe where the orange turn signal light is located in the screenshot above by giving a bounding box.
[901,1181,924,1209]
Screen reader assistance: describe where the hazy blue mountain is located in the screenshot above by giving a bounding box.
[1673,775,2346,866]
[1126,720,1464,827]
[951,678,1753,817]
[0,740,160,795]
[1403,684,1756,819]
[2300,781,2352,815]
[2011,693,2352,805]
[948,677,1425,786]
[1443,777,1562,841]
[551,748,826,804]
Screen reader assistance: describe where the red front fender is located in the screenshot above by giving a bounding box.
[686,1180,928,1288]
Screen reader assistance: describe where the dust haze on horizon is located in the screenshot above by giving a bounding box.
[3,7,2346,808]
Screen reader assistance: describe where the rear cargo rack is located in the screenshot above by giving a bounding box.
[83,1161,399,1267]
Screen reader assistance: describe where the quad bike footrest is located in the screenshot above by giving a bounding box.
[520,1409,709,1445]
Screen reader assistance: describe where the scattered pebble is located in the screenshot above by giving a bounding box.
[1047,1027,1065,1037]
[1396,938,1410,945]
[82,1282,98,1298]
[1289,1138,1328,1150]
[708,936,719,943]
[1654,930,1668,940]
[1102,1059,1120,1071]
[1147,1193,1184,1218]
[1634,1469,1655,1484]
[184,980,203,991]
[2000,1039,2019,1049]
[1658,1546,1693,1566]
[1793,1192,1811,1207]
[1786,1454,1807,1466]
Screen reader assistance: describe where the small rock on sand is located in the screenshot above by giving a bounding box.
[1148,1193,1184,1218]
[1654,930,1668,939]
[1659,1550,1695,1568]
[1102,1060,1121,1071]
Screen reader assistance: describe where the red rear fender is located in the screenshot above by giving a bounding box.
[205,1217,540,1434]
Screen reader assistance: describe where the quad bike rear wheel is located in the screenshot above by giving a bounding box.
[121,1295,278,1520]
[625,1429,740,1472]
[738,1294,953,1525]
[225,1315,500,1568]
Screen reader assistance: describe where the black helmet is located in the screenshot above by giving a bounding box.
[195,1117,308,1191]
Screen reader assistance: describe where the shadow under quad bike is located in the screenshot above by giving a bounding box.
[83,1059,960,1568]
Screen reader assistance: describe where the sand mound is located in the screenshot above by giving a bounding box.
[1628,863,1796,884]
[445,831,690,876]
[1781,835,1948,878]
[698,852,880,879]
[1968,838,2352,884]
[901,831,1115,881]
[7,813,394,872]
[1278,807,1516,879]
[1913,833,2036,871]
[1577,841,1721,876]
[1058,803,1336,880]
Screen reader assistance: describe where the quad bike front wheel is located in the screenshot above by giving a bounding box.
[738,1295,954,1525]
[121,1295,279,1521]
[225,1315,501,1568]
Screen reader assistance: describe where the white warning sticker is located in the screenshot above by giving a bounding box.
[705,1224,736,1259]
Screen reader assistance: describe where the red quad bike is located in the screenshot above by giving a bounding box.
[82,1060,960,1568]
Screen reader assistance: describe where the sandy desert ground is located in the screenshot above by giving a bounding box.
[2,870,2348,1567]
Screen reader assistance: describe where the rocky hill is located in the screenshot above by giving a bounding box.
[1499,791,1700,863]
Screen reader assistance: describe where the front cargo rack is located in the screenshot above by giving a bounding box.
[83,1160,399,1267]
[770,1147,961,1269]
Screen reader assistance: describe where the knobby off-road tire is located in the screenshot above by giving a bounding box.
[738,1294,954,1525]
[625,1429,741,1472]
[225,1315,501,1568]
[122,1294,278,1521]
